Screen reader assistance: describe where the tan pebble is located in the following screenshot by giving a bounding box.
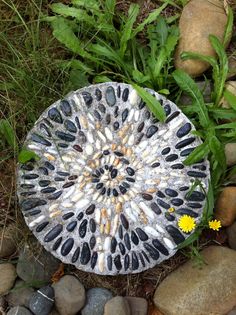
[147,188,157,193]
[79,182,86,189]
[126,148,132,157]
[44,153,55,161]
[114,158,120,166]
[105,220,111,234]
[101,208,107,218]
[111,143,117,151]
[118,124,130,137]
[116,202,123,213]
[112,197,116,203]
[80,115,88,128]
[100,224,105,234]
[96,122,101,129]
[140,211,148,224]
[49,210,61,218]
[83,172,90,177]
[122,135,129,144]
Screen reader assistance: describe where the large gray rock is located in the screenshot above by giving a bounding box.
[29,286,54,315]
[104,296,131,315]
[125,297,148,315]
[0,224,18,258]
[81,288,113,315]
[175,0,228,76]
[6,280,34,307]
[0,263,17,295]
[227,221,236,250]
[53,275,85,315]
[17,241,60,287]
[7,306,33,315]
[154,246,236,315]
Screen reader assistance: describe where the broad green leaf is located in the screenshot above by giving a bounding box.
[0,119,18,152]
[183,141,210,165]
[173,69,210,128]
[155,16,168,46]
[209,108,236,120]
[59,59,94,74]
[132,69,150,84]
[18,149,40,164]
[223,89,236,111]
[132,84,166,122]
[50,16,94,61]
[180,51,218,69]
[105,0,116,15]
[132,2,169,37]
[223,6,234,47]
[51,3,94,24]
[208,135,226,169]
[93,75,111,83]
[214,121,236,129]
[72,0,99,10]
[119,4,139,57]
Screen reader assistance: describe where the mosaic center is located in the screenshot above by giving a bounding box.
[17,82,210,275]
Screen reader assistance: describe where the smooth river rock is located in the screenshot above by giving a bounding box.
[125,297,148,315]
[154,246,236,315]
[104,296,131,315]
[227,221,236,250]
[175,0,228,76]
[0,263,17,295]
[0,224,18,258]
[81,288,113,315]
[29,285,54,315]
[6,279,34,307]
[225,143,236,166]
[7,306,33,315]
[220,81,236,109]
[53,275,85,315]
[215,187,236,226]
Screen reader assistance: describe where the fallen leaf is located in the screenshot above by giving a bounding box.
[51,263,64,283]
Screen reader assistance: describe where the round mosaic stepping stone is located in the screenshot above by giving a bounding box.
[17,82,210,275]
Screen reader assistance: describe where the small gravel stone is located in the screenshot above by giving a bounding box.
[0,263,17,295]
[0,224,18,258]
[7,306,33,315]
[104,296,131,315]
[53,275,85,315]
[124,297,148,315]
[6,280,34,307]
[29,285,54,315]
[81,288,113,315]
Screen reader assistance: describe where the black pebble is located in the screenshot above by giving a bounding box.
[185,191,205,202]
[63,182,75,188]
[139,253,145,267]
[89,218,96,233]
[66,221,77,232]
[171,198,183,206]
[165,188,178,197]
[143,243,159,260]
[20,192,36,197]
[171,163,184,169]
[187,202,202,208]
[141,193,153,201]
[122,88,129,101]
[64,120,77,133]
[165,111,180,123]
[124,254,130,271]
[53,237,62,251]
[40,123,52,137]
[114,106,119,117]
[152,239,169,256]
[82,91,93,106]
[165,154,178,162]
[107,255,112,271]
[39,180,50,187]
[164,104,171,115]
[41,187,56,194]
[146,125,158,138]
[151,162,160,168]
[122,108,129,122]
[89,236,96,250]
[165,212,175,221]
[126,167,135,176]
[113,188,118,197]
[44,224,63,242]
[161,147,171,155]
[176,208,198,218]
[77,212,84,221]
[98,103,106,113]
[119,185,127,195]
[187,171,206,178]
[60,100,72,116]
[111,169,118,178]
[79,219,88,238]
[57,171,70,176]
[113,122,119,130]
[156,191,165,198]
[120,214,129,230]
[106,114,111,124]
[21,198,46,211]
[21,163,34,171]
[78,131,87,143]
[119,242,126,255]
[31,133,52,146]
[135,133,144,145]
[48,107,63,124]
[91,252,98,269]
[80,242,91,265]
[118,225,123,240]
[150,202,162,214]
[126,177,135,183]
[132,252,139,270]
[136,228,148,241]
[55,131,75,142]
[180,147,195,156]
[75,117,81,129]
[71,247,80,263]
[114,255,122,270]
[176,122,192,138]
[86,204,95,215]
[45,161,55,170]
[117,86,121,97]
[62,212,74,220]
[111,237,117,253]
[193,164,207,171]
[61,238,74,256]
[94,110,102,121]
[137,122,145,132]
[175,137,195,149]
[38,167,48,175]
[156,199,170,209]
[48,190,63,200]
[166,225,185,244]
[95,88,102,101]
[106,86,116,106]
[114,151,124,157]
[21,184,35,189]
[131,231,139,245]
[36,222,49,232]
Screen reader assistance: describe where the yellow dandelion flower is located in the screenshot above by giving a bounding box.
[209,219,221,231]
[178,215,196,233]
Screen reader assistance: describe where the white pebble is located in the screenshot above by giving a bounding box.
[127,108,135,122]
[103,237,111,251]
[95,209,101,224]
[163,237,176,249]
[105,127,113,141]
[134,110,140,122]
[61,201,73,208]
[98,253,105,272]
[29,215,45,228]
[71,191,84,202]
[85,144,93,155]
[97,131,106,143]
[95,139,101,150]
[75,198,90,208]
[62,186,75,200]
[156,224,165,233]
[139,202,155,219]
[127,134,135,146]
[49,204,59,212]
[87,132,94,143]
[129,89,139,106]
[144,226,160,237]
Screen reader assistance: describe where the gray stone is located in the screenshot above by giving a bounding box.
[81,288,113,315]
[17,241,60,287]
[179,81,213,105]
[227,221,236,250]
[6,280,34,307]
[29,285,54,315]
[53,275,85,315]
[225,143,236,167]
[228,306,236,315]
[0,224,18,258]
[7,306,33,315]
[125,297,148,315]
[154,246,236,315]
[104,296,131,315]
[0,263,17,295]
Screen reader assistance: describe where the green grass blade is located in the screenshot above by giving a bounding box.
[209,135,226,169]
[223,89,236,111]
[132,84,166,122]
[119,4,139,57]
[0,119,18,152]
[72,0,99,10]
[155,16,168,46]
[223,6,234,47]
[183,141,210,165]
[132,2,169,37]
[51,3,94,23]
[214,121,236,129]
[18,149,40,163]
[173,69,210,128]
